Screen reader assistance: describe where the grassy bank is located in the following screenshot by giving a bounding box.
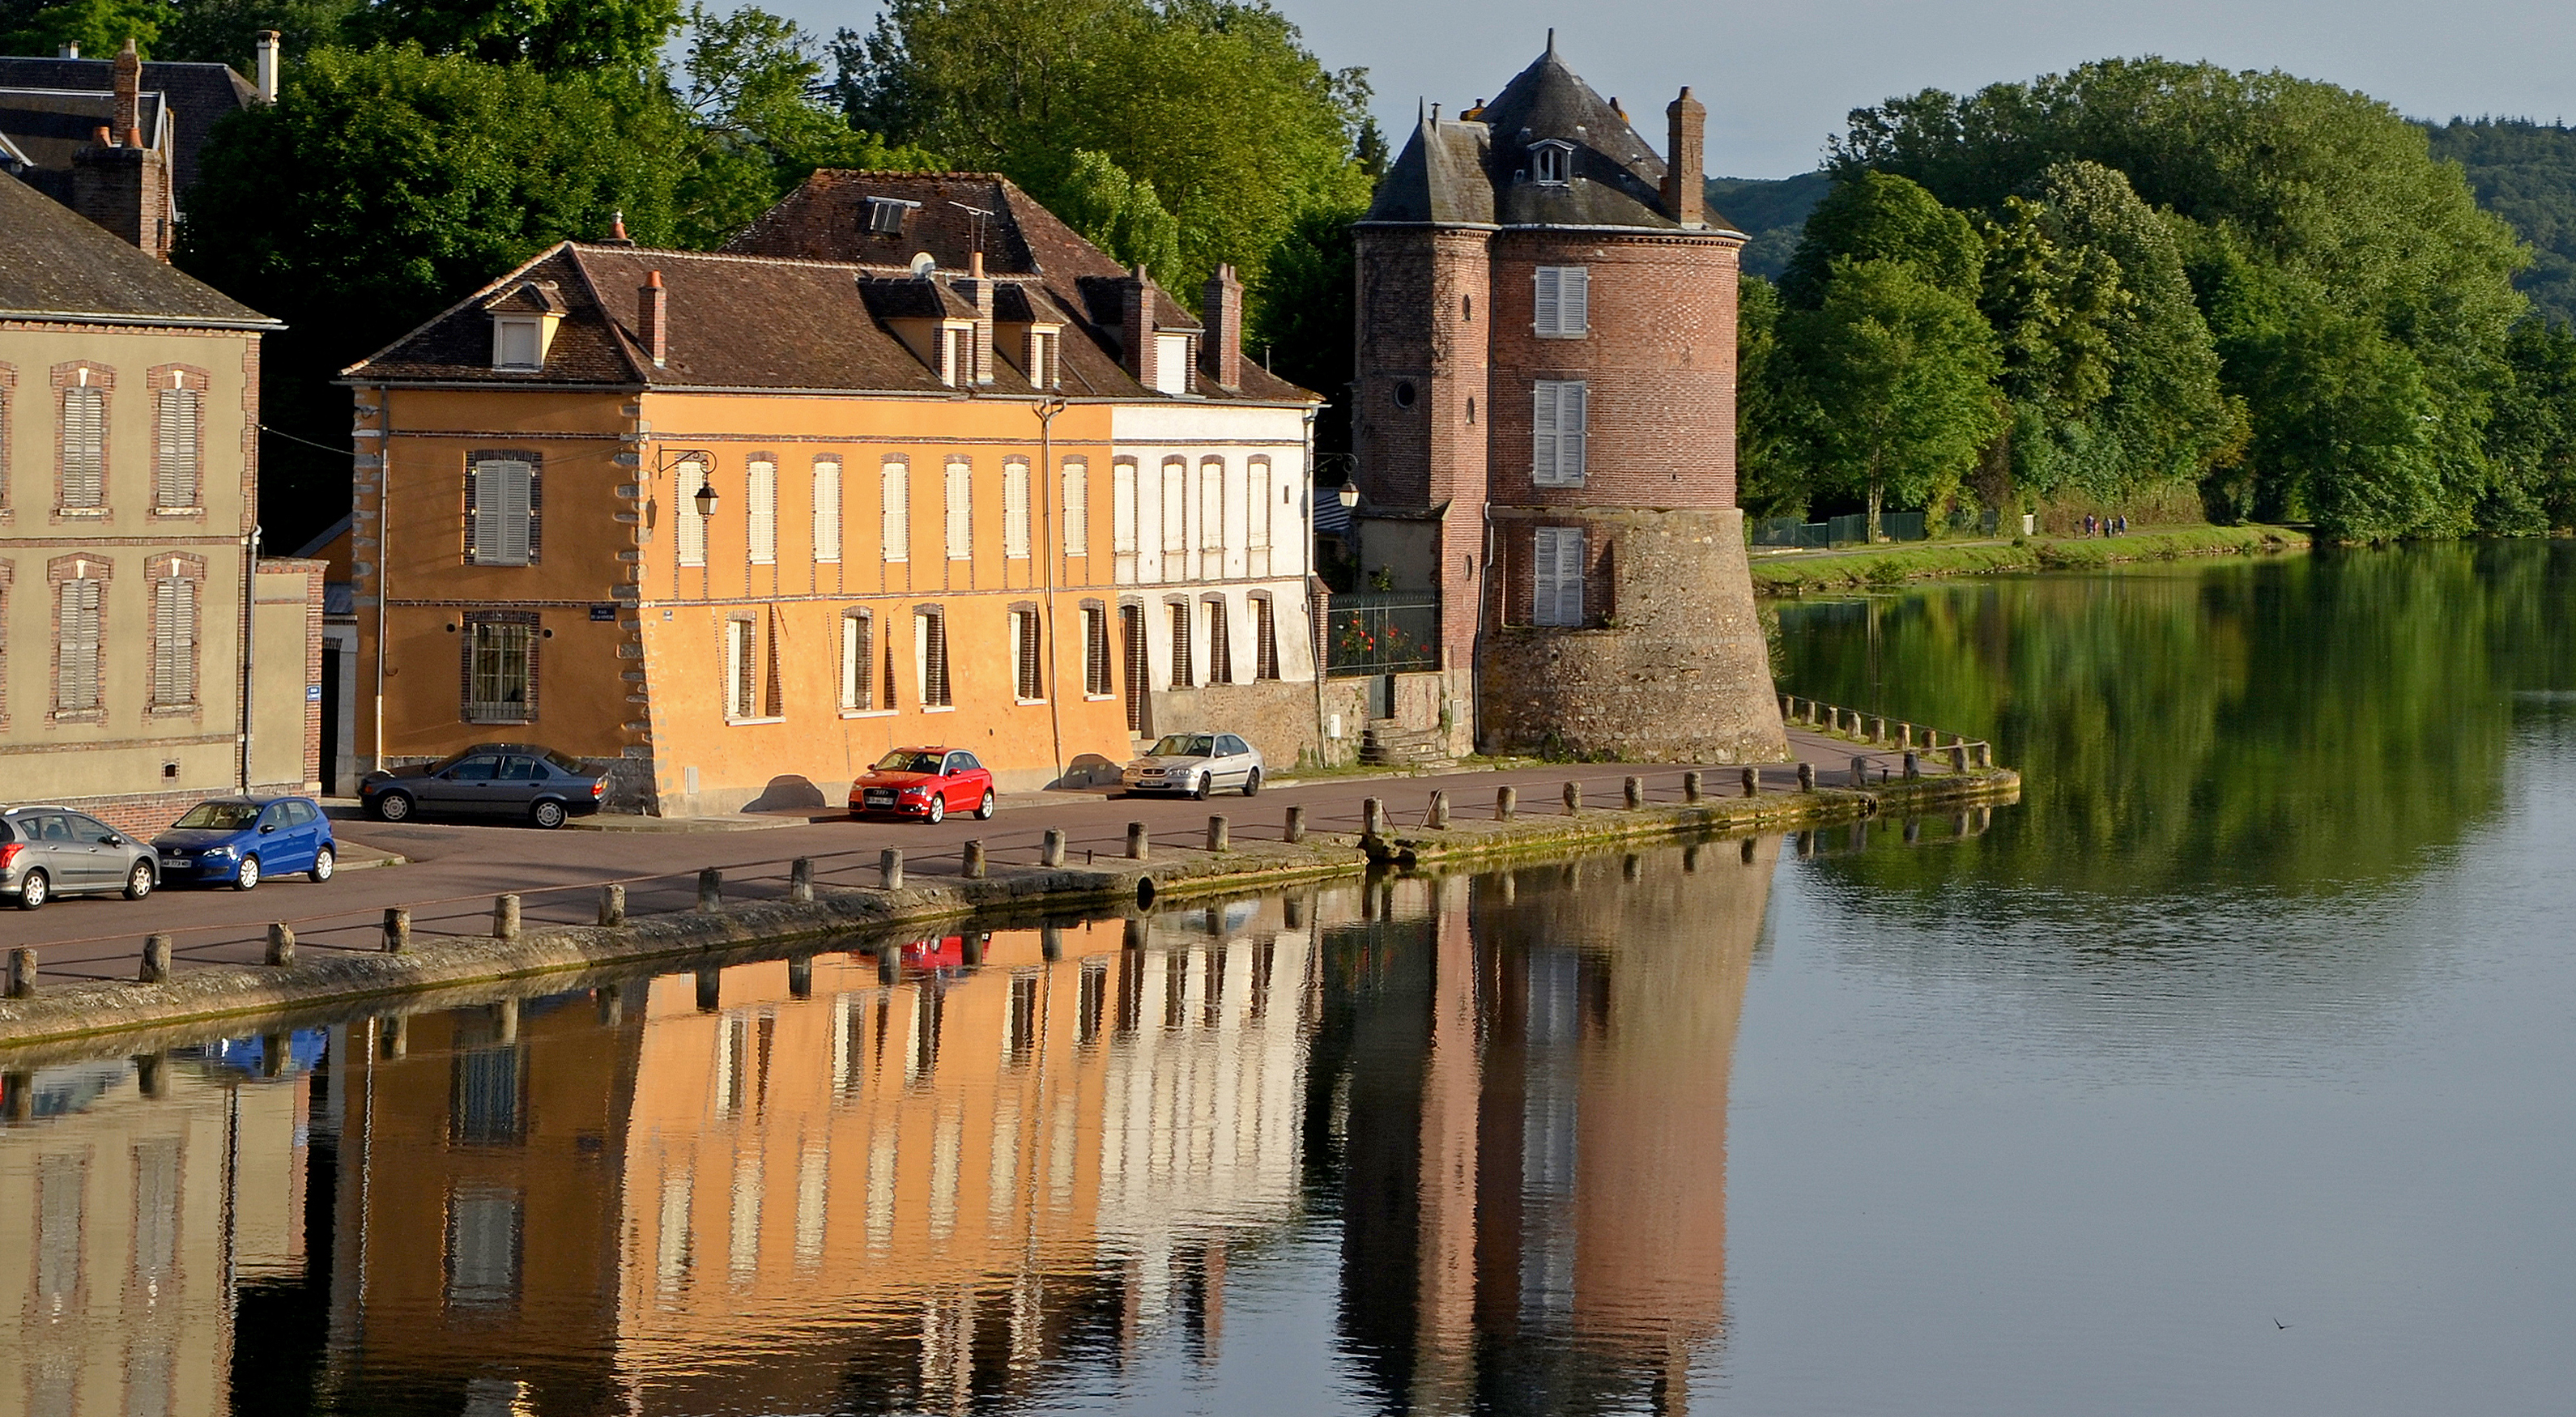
[1750,524,2306,595]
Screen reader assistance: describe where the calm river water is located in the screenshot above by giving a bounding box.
[6,542,2574,1415]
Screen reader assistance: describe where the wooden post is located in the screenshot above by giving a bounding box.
[383,906,411,952]
[696,869,722,913]
[1427,790,1450,828]
[1873,716,1888,743]
[789,857,814,903]
[964,840,987,878]
[1363,798,1386,836]
[1951,744,1969,773]
[266,923,296,965]
[1497,785,1517,821]
[1284,805,1307,843]
[1796,762,1815,792]
[492,895,520,940]
[1975,742,1993,768]
[787,954,812,998]
[1741,766,1759,798]
[140,934,173,984]
[880,849,904,889]
[1042,827,1066,866]
[1905,816,1922,844]
[134,1054,165,1099]
[1562,782,1581,815]
[1622,853,1641,882]
[3,1072,32,1123]
[694,968,720,1012]
[1683,771,1703,803]
[598,883,625,926]
[379,1015,407,1059]
[1206,816,1229,852]
[1041,923,1063,960]
[1899,723,1914,751]
[1126,822,1149,861]
[1903,751,1920,780]
[877,950,899,985]
[7,947,35,998]
[492,998,519,1044]
[1624,776,1644,809]
[1852,755,1871,789]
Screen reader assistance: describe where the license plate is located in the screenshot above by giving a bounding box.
[865,791,895,805]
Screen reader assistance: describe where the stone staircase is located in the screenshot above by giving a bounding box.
[1360,721,1451,768]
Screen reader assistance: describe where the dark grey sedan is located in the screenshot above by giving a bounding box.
[2,805,158,909]
[358,744,607,828]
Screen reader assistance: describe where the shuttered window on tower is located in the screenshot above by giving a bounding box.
[1531,381,1587,487]
[155,387,202,509]
[60,387,104,509]
[467,457,539,565]
[1533,266,1590,338]
[1533,527,1586,627]
[151,572,198,706]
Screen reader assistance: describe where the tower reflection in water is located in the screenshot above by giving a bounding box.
[0,837,1773,1416]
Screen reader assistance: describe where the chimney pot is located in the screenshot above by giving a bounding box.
[253,30,281,104]
[639,270,667,368]
[1122,266,1158,388]
[968,249,984,279]
[59,42,79,58]
[112,39,141,147]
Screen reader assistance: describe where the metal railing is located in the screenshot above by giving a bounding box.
[1752,513,1938,549]
[1325,592,1439,677]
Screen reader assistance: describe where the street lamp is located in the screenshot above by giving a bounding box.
[693,479,718,518]
[1337,482,1361,511]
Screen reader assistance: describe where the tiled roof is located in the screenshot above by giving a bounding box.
[0,171,275,326]
[0,57,253,194]
[0,87,168,175]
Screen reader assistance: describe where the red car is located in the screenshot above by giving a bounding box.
[849,747,996,824]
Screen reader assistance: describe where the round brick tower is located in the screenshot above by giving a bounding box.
[1352,40,1789,763]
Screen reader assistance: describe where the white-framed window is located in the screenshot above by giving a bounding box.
[1534,526,1585,627]
[938,326,972,386]
[1245,459,1271,551]
[493,317,543,370]
[1534,266,1590,338]
[747,458,778,564]
[1154,334,1193,396]
[60,385,105,509]
[1159,460,1187,558]
[881,459,910,563]
[150,569,198,707]
[675,458,707,567]
[864,196,918,233]
[1011,608,1044,701]
[915,607,952,707]
[1082,604,1112,696]
[943,458,972,560]
[1062,460,1088,555]
[812,458,842,563]
[1112,459,1139,583]
[839,609,874,711]
[1026,329,1058,389]
[1199,459,1225,579]
[725,619,756,719]
[466,457,539,565]
[1530,139,1573,186]
[1003,459,1031,559]
[1532,381,1587,487]
[154,385,202,509]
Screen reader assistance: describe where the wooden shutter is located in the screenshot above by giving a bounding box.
[58,579,102,711]
[1254,596,1278,680]
[840,613,862,708]
[1207,599,1231,684]
[1532,383,1560,485]
[1121,606,1146,730]
[1535,267,1561,335]
[944,461,971,560]
[1063,463,1088,555]
[1561,383,1586,484]
[155,389,200,509]
[62,389,104,507]
[1015,611,1042,699]
[1085,606,1111,696]
[922,611,951,706]
[747,460,777,564]
[675,461,706,566]
[882,463,909,562]
[813,461,842,563]
[1112,462,1138,554]
[492,461,533,564]
[152,577,197,704]
[1169,602,1191,688]
[1562,268,1589,334]
[1004,462,1031,559]
[1540,528,1584,626]
[726,619,754,718]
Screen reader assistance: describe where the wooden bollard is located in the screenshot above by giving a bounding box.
[134,1054,165,1099]
[961,932,985,966]
[695,968,721,1012]
[1284,805,1307,843]
[140,934,173,984]
[1779,692,1795,717]
[492,895,520,940]
[7,947,35,998]
[1497,785,1517,821]
[1852,756,1872,788]
[1899,723,1914,751]
[1363,798,1386,836]
[492,997,519,1044]
[1684,771,1703,803]
[1207,816,1229,852]
[1975,742,1993,768]
[963,840,987,878]
[1123,916,1147,951]
[787,954,812,998]
[378,1016,407,1059]
[877,950,899,985]
[1796,762,1816,792]
[1904,751,1921,780]
[1873,717,1889,744]
[1427,790,1450,828]
[696,869,722,913]
[879,849,904,889]
[1040,923,1063,961]
[1041,827,1066,866]
[266,922,296,965]
[1742,766,1759,798]
[789,857,814,903]
[1624,776,1644,809]
[1126,822,1149,861]
[382,907,411,953]
[1951,744,1969,773]
[1562,782,1582,815]
[599,883,626,926]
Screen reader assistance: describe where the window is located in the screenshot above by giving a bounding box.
[813,458,843,563]
[1004,460,1031,559]
[445,1188,522,1310]
[1154,334,1193,396]
[61,385,104,509]
[155,385,201,509]
[675,459,707,567]
[55,572,103,715]
[916,607,952,707]
[1534,266,1590,338]
[1532,381,1588,487]
[464,616,536,722]
[1120,604,1146,731]
[1531,139,1572,185]
[1168,601,1192,688]
[1012,608,1043,700]
[150,565,198,707]
[467,457,539,565]
[882,460,909,563]
[1062,460,1088,555]
[1199,460,1225,578]
[1112,459,1139,582]
[1204,597,1233,684]
[1254,594,1279,680]
[1159,460,1187,559]
[1083,604,1112,696]
[1245,458,1271,577]
[725,619,756,719]
[747,458,778,564]
[494,318,543,370]
[943,458,971,560]
[1534,526,1585,627]
[840,610,874,711]
[864,196,917,233]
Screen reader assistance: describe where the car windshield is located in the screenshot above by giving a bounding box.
[172,802,261,831]
[874,751,946,774]
[1150,734,1216,758]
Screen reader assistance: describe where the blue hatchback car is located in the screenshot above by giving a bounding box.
[151,797,336,891]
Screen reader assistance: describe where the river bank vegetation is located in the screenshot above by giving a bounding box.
[1748,523,2300,595]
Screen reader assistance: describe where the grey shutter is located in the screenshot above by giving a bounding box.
[62,389,104,507]
[464,463,486,561]
[1535,267,1561,334]
[58,580,102,710]
[155,389,200,508]
[1561,383,1586,485]
[1562,268,1589,334]
[1555,529,1585,627]
[152,577,197,704]
[483,461,533,565]
[1532,384,1560,485]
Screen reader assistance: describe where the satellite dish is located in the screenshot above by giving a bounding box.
[909,252,937,278]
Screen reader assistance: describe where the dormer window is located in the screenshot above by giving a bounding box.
[494,317,544,370]
[937,322,975,386]
[483,279,566,371]
[1024,327,1062,389]
[1154,333,1193,396]
[864,197,921,235]
[1530,139,1573,186]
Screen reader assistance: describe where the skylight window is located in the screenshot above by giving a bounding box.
[864,197,921,234]
[1531,140,1573,186]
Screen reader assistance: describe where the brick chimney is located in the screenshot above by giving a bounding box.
[956,249,996,385]
[1201,263,1243,390]
[74,117,173,258]
[639,270,666,367]
[1664,87,1706,228]
[1122,265,1160,389]
[254,30,281,103]
[112,38,140,145]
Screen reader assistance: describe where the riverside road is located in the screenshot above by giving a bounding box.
[2,728,1922,985]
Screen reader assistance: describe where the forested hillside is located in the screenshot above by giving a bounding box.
[2423,117,2576,326]
[1706,171,1829,279]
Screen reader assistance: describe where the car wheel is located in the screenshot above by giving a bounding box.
[16,870,49,910]
[1193,773,1211,801]
[233,855,261,891]
[925,795,946,825]
[375,792,413,823]
[309,847,336,883]
[530,799,567,830]
[124,862,155,900]
[974,789,995,820]
[1241,768,1261,798]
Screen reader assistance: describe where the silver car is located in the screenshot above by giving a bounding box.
[2,804,160,909]
[1121,733,1265,799]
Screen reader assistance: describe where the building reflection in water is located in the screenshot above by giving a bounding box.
[0,836,1773,1416]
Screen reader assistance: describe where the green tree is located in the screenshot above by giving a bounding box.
[2481,317,2576,531]
[151,0,360,65]
[1774,257,2005,538]
[1780,170,1983,308]
[3,0,166,57]
[1054,148,1182,276]
[1734,274,1807,517]
[1247,199,1360,456]
[357,0,679,72]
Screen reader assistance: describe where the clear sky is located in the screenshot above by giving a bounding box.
[794,0,2576,179]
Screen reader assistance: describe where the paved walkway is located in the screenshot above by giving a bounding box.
[2,726,1960,987]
